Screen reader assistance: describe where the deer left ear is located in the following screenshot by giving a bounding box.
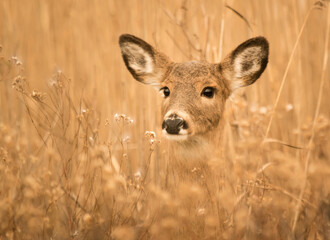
[119,34,172,86]
[220,37,269,91]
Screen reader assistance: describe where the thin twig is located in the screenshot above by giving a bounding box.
[226,5,253,33]
[160,1,202,58]
[218,2,226,61]
[263,138,303,149]
[292,4,330,233]
[263,6,316,141]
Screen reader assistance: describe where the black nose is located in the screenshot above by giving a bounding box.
[162,115,188,135]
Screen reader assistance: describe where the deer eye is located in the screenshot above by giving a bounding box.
[160,87,170,98]
[201,87,215,98]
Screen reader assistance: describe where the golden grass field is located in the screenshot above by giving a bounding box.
[0,0,329,239]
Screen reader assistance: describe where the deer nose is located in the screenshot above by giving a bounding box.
[162,114,188,135]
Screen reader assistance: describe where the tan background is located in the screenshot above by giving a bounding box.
[0,1,329,239]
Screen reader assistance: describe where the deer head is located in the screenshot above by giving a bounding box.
[119,34,268,156]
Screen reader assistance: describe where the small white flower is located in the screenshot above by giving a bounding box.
[285,103,293,112]
[134,170,142,179]
[122,136,130,143]
[259,106,267,114]
[145,131,156,139]
[124,116,134,125]
[128,119,134,124]
[197,208,205,216]
[114,113,119,120]
[249,104,258,113]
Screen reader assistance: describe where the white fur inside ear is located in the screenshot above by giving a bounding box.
[121,42,154,74]
[232,46,262,89]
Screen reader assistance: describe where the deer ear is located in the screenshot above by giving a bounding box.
[119,34,172,86]
[220,37,269,91]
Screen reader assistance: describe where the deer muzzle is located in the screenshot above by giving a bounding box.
[162,114,188,136]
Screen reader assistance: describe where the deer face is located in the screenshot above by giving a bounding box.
[119,34,269,141]
[159,61,229,141]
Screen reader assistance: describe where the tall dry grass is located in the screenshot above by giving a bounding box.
[0,0,329,239]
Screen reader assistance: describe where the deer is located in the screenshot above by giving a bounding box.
[119,34,269,166]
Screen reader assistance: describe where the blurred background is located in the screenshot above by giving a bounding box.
[1,0,329,166]
[1,0,328,134]
[0,0,329,239]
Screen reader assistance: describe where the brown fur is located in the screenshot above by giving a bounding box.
[119,34,269,164]
[161,61,230,163]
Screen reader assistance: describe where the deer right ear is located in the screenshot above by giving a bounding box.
[220,37,269,91]
[119,34,172,86]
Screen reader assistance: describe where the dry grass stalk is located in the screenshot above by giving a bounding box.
[0,0,329,239]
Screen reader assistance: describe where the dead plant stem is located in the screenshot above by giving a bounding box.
[292,4,330,233]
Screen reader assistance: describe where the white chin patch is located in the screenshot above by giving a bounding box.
[162,129,188,141]
[164,134,188,141]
